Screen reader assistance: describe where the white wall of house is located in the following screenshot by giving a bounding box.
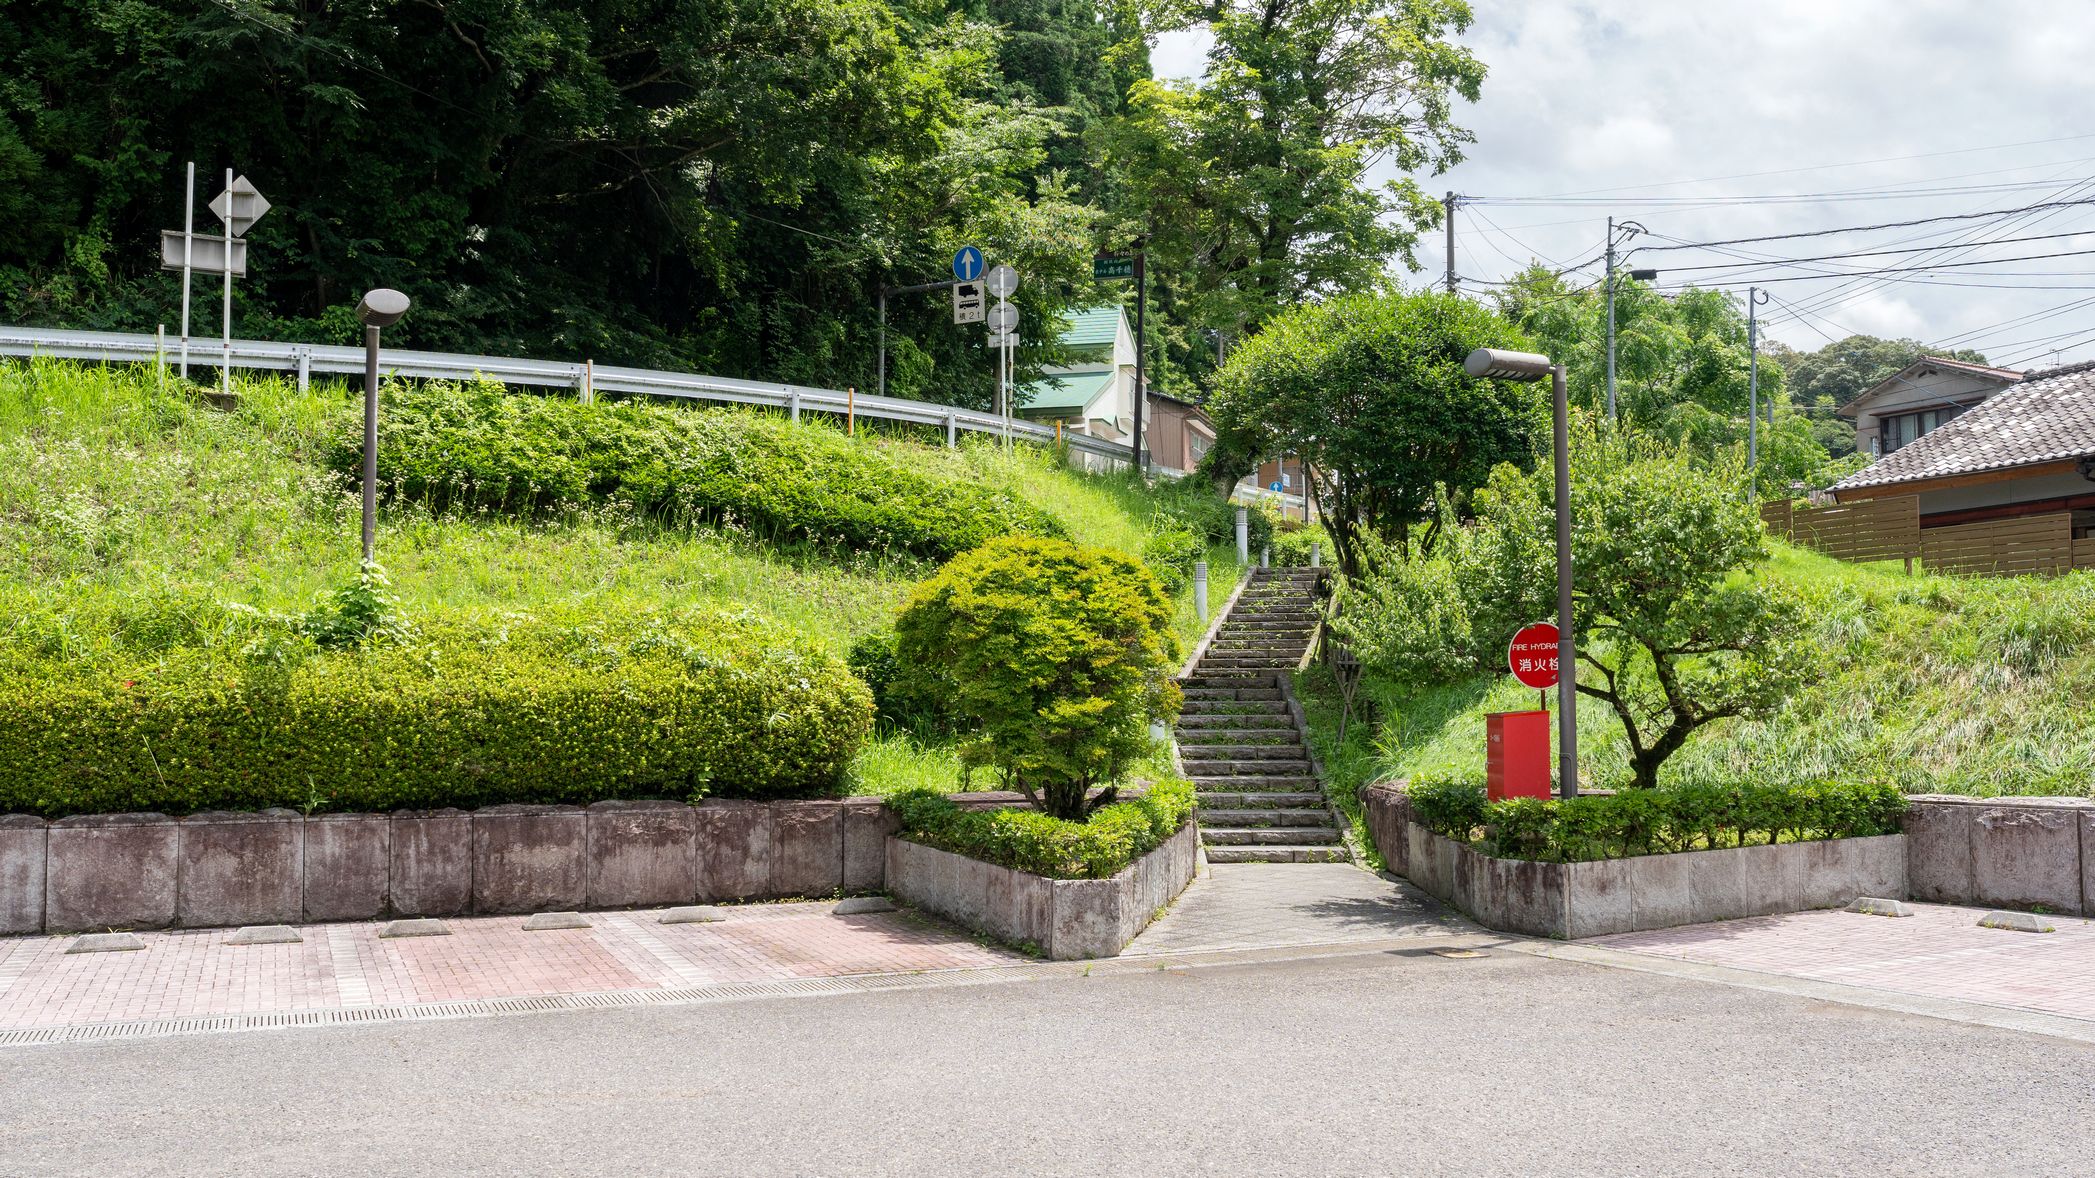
[1914,470,2094,517]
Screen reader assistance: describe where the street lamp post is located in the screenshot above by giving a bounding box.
[1465,347,1579,797]
[355,289,410,565]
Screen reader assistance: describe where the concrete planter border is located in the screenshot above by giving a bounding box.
[884,821,1200,959]
[1359,783,1907,938]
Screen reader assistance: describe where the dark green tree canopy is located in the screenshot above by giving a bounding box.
[1205,288,1541,573]
[1777,333,1993,410]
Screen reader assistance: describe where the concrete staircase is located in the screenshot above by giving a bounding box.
[1177,567,1348,864]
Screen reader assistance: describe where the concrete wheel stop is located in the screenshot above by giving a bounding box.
[66,932,146,954]
[1977,910,2055,933]
[658,906,726,924]
[833,897,897,915]
[521,912,592,931]
[1844,897,1914,918]
[226,925,304,945]
[379,918,453,938]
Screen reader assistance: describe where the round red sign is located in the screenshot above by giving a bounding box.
[1507,622,1560,689]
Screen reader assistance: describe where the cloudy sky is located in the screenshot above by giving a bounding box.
[1153,1,2095,366]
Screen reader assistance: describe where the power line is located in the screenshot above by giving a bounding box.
[1478,131,2095,200]
[1630,195,2095,254]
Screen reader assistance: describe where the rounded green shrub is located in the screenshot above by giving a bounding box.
[0,609,873,818]
[894,536,1181,820]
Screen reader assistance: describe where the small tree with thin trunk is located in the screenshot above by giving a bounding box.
[894,536,1181,819]
[1461,428,1813,789]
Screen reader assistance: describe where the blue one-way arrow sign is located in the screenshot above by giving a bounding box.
[953,246,984,282]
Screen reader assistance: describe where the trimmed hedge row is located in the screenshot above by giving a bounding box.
[332,381,1065,560]
[0,611,873,818]
[888,778,1197,879]
[1404,773,1906,863]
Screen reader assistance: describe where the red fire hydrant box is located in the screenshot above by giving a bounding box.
[1486,710,1551,801]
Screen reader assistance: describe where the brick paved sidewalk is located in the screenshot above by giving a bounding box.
[1125,862,1458,955]
[0,902,1017,1032]
[1587,902,2095,1024]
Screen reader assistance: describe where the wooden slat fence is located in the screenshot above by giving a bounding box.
[2075,539,2095,571]
[1763,495,1920,566]
[1920,513,2076,577]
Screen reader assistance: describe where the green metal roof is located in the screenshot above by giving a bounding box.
[1019,367,1114,415]
[1059,306,1124,350]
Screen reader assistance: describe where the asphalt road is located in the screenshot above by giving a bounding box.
[3,946,2089,1177]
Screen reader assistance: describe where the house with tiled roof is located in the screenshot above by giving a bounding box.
[1829,360,2095,545]
[1836,355,2026,459]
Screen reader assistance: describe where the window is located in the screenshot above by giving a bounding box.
[1881,404,1966,454]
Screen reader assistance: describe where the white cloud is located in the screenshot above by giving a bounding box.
[1303,0,2095,365]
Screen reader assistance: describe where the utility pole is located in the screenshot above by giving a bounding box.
[1746,286,1757,470]
[1604,216,1617,422]
[1444,192,1459,294]
[1603,219,1646,424]
[1132,237,1147,474]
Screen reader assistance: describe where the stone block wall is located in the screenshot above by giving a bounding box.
[1904,794,2092,915]
[0,796,951,935]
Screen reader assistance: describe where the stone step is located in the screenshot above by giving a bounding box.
[1198,809,1335,827]
[1218,622,1315,632]
[1182,686,1283,701]
[1196,791,1327,809]
[1173,729,1297,745]
[1197,659,1296,670]
[1204,845,1352,864]
[1190,773,1317,790]
[1185,759,1312,777]
[1202,826,1343,846]
[1181,695,1290,716]
[1176,715,1291,730]
[1177,744,1305,760]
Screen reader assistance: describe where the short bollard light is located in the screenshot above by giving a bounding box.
[1235,506,1249,564]
[1193,560,1209,622]
[1261,544,1271,569]
[1310,541,1321,568]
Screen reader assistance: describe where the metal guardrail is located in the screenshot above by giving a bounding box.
[0,324,1142,467]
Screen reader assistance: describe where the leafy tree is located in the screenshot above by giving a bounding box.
[0,0,1109,403]
[1340,426,1812,789]
[894,536,1180,820]
[1778,333,1992,410]
[1461,429,1814,790]
[1103,0,1486,395]
[1202,288,1542,574]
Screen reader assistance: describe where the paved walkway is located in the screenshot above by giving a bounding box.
[0,902,1016,1032]
[1125,861,1457,954]
[1587,901,2095,1024]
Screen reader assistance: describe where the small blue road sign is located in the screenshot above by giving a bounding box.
[1270,481,1283,493]
[953,246,984,282]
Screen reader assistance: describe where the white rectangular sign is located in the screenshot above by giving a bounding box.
[953,281,984,324]
[159,231,248,276]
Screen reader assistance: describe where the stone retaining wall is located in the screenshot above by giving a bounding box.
[884,821,1200,959]
[1359,783,1907,938]
[1904,794,2094,915]
[0,791,1111,935]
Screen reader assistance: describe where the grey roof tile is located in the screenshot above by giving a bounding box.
[1832,360,2095,492]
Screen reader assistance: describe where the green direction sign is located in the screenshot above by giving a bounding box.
[1093,255,1134,280]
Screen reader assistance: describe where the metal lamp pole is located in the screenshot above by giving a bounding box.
[1747,286,1769,473]
[1466,347,1578,797]
[355,289,410,564]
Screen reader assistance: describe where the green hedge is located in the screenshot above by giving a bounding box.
[333,381,1066,561]
[888,778,1196,879]
[1403,772,1906,863]
[0,610,873,818]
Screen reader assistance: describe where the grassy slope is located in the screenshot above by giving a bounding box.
[1,360,1240,796]
[1300,542,2095,829]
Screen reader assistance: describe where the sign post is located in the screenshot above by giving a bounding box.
[986,264,1019,446]
[162,169,268,396]
[1502,621,1564,799]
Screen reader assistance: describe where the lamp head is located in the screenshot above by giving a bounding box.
[1464,347,1555,381]
[1628,268,1659,281]
[356,288,410,329]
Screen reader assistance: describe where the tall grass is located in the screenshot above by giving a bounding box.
[1295,542,2095,799]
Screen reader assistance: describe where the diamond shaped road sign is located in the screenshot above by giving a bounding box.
[209,176,272,237]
